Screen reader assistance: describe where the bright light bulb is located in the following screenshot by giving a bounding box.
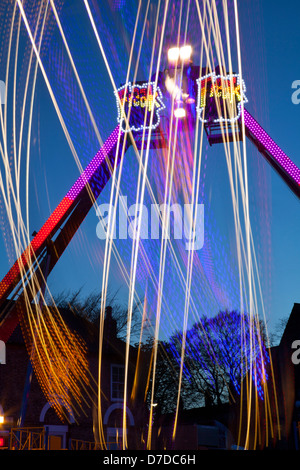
[167,47,180,63]
[0,416,4,424]
[174,107,186,118]
[179,45,192,61]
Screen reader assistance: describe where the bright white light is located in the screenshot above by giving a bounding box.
[168,45,192,64]
[174,107,186,118]
[179,45,192,61]
[167,47,180,63]
[0,416,4,424]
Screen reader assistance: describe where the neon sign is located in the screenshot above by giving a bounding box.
[0,340,5,364]
[115,81,165,133]
[196,72,247,124]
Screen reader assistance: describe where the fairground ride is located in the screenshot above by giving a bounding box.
[0,44,299,345]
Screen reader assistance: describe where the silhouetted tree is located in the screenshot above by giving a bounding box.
[267,315,289,347]
[144,310,270,413]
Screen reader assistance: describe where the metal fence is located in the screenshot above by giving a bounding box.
[9,427,45,450]
[0,427,108,450]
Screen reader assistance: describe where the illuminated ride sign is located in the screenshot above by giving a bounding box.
[196,72,247,124]
[115,81,165,133]
[114,72,247,135]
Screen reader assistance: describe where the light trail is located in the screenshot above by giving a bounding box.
[84,0,278,445]
[2,0,98,423]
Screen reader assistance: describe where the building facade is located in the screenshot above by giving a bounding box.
[0,304,148,450]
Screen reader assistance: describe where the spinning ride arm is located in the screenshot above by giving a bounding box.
[242,109,300,200]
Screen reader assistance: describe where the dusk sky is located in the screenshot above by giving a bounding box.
[0,0,299,341]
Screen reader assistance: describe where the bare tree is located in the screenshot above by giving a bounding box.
[49,287,144,343]
[145,310,270,413]
[267,316,289,347]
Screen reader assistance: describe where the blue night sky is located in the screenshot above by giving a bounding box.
[0,0,299,340]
